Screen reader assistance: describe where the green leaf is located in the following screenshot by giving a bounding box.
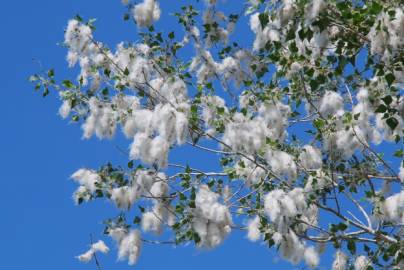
[95,190,103,198]
[258,13,269,29]
[337,223,348,231]
[375,104,387,113]
[102,87,109,96]
[193,232,201,244]
[72,115,79,122]
[385,73,395,86]
[312,17,329,32]
[179,193,187,200]
[313,119,325,129]
[369,2,383,15]
[217,107,225,115]
[289,41,298,53]
[386,117,399,130]
[133,216,141,224]
[189,201,196,208]
[382,95,393,105]
[347,239,356,254]
[43,87,49,97]
[207,180,215,188]
[309,79,319,90]
[393,149,404,158]
[285,29,295,41]
[388,10,396,17]
[168,31,175,39]
[124,67,130,76]
[74,14,83,22]
[62,80,74,88]
[191,104,198,114]
[104,68,111,77]
[47,69,55,78]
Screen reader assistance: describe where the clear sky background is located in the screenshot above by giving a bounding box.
[2,1,396,270]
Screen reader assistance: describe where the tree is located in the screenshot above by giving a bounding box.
[30,0,404,269]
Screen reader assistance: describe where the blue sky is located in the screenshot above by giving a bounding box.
[2,1,400,269]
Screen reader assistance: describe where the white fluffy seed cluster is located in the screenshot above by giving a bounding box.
[399,165,404,183]
[299,145,322,170]
[368,8,404,58]
[202,7,230,47]
[383,190,404,224]
[246,216,261,242]
[71,168,100,192]
[126,102,189,168]
[320,89,399,159]
[319,90,344,118]
[73,168,176,265]
[222,101,290,154]
[225,109,299,182]
[200,94,228,135]
[192,185,232,248]
[71,168,171,212]
[250,0,296,51]
[133,0,161,27]
[71,168,101,203]
[250,0,331,60]
[272,230,319,268]
[64,19,190,168]
[109,228,142,265]
[141,202,176,235]
[264,188,318,233]
[82,97,117,139]
[306,0,325,22]
[111,171,168,210]
[64,19,100,86]
[262,188,319,268]
[77,240,109,263]
[235,158,266,186]
[354,255,371,270]
[140,175,176,235]
[304,169,332,193]
[265,150,297,180]
[189,48,253,86]
[332,250,348,270]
